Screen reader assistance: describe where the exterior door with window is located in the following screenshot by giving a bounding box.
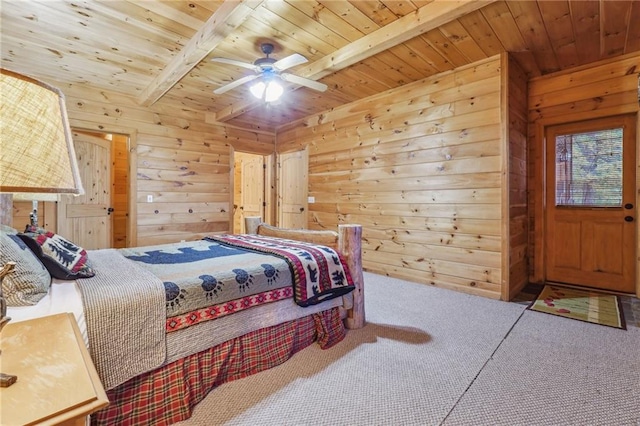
[545,115,636,293]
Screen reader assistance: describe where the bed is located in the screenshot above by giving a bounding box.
[2,217,364,425]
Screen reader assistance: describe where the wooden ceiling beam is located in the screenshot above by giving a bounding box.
[137,0,263,107]
[210,0,496,124]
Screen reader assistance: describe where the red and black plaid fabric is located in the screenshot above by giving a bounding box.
[91,308,346,426]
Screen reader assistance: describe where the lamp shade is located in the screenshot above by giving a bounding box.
[11,193,59,202]
[0,69,84,195]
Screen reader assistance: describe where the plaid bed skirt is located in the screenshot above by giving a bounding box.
[91,307,346,426]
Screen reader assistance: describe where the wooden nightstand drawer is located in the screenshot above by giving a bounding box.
[0,313,108,425]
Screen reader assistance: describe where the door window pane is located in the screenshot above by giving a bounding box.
[555,128,623,207]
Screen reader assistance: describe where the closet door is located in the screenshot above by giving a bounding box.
[233,152,264,233]
[58,131,112,250]
[277,148,308,229]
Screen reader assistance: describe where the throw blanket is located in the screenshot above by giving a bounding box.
[206,234,355,307]
[120,240,292,320]
[76,249,166,390]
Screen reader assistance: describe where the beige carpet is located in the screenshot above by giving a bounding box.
[443,309,639,425]
[176,272,640,426]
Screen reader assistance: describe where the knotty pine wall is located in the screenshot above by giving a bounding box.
[528,52,640,295]
[278,54,516,299]
[11,201,56,231]
[56,84,275,247]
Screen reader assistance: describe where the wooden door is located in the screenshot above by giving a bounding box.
[545,115,636,293]
[58,131,112,250]
[233,152,264,233]
[277,148,308,229]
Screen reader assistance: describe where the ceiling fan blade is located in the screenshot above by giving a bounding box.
[213,74,259,95]
[279,73,327,92]
[211,57,260,72]
[273,53,308,71]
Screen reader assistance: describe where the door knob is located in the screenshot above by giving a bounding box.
[625,216,634,222]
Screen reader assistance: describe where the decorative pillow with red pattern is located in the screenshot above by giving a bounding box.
[18,226,95,280]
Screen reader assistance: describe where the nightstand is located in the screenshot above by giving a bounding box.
[0,313,109,425]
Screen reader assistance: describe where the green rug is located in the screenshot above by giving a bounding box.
[528,285,626,329]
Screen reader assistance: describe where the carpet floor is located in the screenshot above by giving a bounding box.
[175,272,640,426]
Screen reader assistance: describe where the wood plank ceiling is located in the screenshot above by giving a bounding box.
[2,0,639,133]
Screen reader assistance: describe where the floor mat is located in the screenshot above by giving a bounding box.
[528,284,626,329]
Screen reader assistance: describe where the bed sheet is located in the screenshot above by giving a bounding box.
[6,279,87,346]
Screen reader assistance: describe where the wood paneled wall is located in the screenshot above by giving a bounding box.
[57,84,275,247]
[505,54,529,300]
[11,201,56,231]
[528,52,640,294]
[278,55,507,299]
[12,201,34,231]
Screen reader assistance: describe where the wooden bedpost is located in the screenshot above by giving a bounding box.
[245,216,261,234]
[339,224,365,329]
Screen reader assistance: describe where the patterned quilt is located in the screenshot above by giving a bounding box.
[120,240,293,324]
[205,234,355,307]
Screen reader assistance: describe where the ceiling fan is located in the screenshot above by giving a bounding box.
[211,43,327,101]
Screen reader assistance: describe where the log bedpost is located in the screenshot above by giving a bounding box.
[244,216,261,234]
[339,224,365,329]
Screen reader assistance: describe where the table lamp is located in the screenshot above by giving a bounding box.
[0,68,85,386]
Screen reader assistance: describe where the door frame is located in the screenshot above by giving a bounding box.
[532,113,640,297]
[66,126,137,247]
[229,147,275,232]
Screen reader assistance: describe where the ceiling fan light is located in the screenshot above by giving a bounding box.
[264,81,283,102]
[249,81,265,99]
